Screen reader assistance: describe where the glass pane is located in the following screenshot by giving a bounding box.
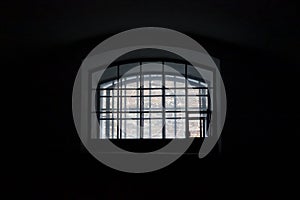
[165,88,183,95]
[142,62,162,74]
[166,119,175,138]
[200,96,208,109]
[100,66,118,83]
[164,62,185,76]
[188,88,199,95]
[143,120,150,139]
[189,120,200,138]
[151,89,162,95]
[124,76,140,88]
[125,119,140,138]
[125,97,140,110]
[165,75,175,88]
[188,96,200,108]
[176,118,186,138]
[151,119,163,138]
[120,63,140,77]
[187,65,203,82]
[151,96,162,108]
[166,96,175,108]
[175,96,185,109]
[150,75,162,88]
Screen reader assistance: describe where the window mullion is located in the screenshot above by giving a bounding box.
[162,62,166,139]
[117,66,120,139]
[140,62,144,139]
[106,89,110,138]
[185,64,189,138]
[174,75,177,138]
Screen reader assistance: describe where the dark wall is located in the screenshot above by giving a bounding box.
[3,0,298,199]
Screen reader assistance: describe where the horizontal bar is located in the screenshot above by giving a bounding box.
[93,110,210,114]
[93,87,211,90]
[98,94,209,98]
[98,117,208,120]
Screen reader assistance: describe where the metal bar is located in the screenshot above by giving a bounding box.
[94,110,211,114]
[124,77,127,139]
[162,62,166,139]
[112,85,115,139]
[94,86,211,90]
[117,66,120,139]
[140,62,144,139]
[99,89,103,139]
[97,117,205,120]
[98,94,208,98]
[136,72,139,138]
[149,74,151,139]
[118,66,123,139]
[106,90,110,138]
[199,81,202,138]
[185,64,189,138]
[174,75,177,138]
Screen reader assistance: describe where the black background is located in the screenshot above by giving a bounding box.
[2,0,299,199]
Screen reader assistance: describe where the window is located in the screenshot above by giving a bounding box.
[93,61,212,139]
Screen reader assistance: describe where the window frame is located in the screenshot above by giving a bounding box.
[92,60,214,139]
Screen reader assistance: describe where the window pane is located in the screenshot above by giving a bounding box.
[166,96,175,108]
[175,118,186,138]
[125,119,139,138]
[166,119,175,138]
[189,120,200,138]
[151,96,162,108]
[150,75,162,88]
[120,63,140,77]
[151,119,163,138]
[188,96,200,108]
[143,120,150,139]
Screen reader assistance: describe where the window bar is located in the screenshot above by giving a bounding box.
[124,77,127,139]
[136,72,139,138]
[207,87,211,137]
[200,118,204,138]
[203,117,206,138]
[99,89,103,139]
[106,89,110,138]
[174,75,177,138]
[140,62,144,139]
[117,66,120,139]
[162,62,166,139]
[185,64,189,138]
[199,81,202,138]
[149,74,152,139]
[119,66,123,139]
[112,85,115,139]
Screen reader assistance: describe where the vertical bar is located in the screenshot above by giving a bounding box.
[140,62,144,139]
[106,89,110,138]
[162,62,166,139]
[117,66,120,139]
[136,73,139,138]
[124,77,127,139]
[185,64,189,138]
[112,85,114,139]
[207,87,211,137]
[99,89,103,139]
[201,118,204,138]
[149,74,152,139]
[119,66,123,139]
[199,81,202,138]
[174,75,177,138]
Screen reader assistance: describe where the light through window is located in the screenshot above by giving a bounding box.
[94,61,211,139]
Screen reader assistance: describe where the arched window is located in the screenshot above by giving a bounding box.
[94,61,212,139]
